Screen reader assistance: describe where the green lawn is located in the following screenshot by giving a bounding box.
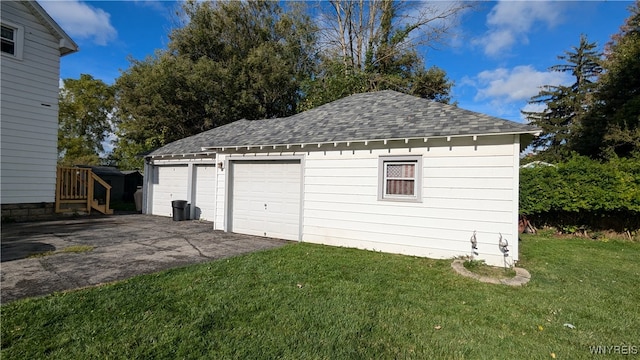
[2,234,639,359]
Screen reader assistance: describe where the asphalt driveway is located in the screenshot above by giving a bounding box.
[1,214,287,303]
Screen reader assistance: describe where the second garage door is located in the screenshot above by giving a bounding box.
[230,160,301,240]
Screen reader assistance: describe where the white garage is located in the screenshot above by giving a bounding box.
[229,160,301,241]
[150,165,189,217]
[144,91,539,267]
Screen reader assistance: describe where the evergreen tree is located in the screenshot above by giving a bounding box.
[522,35,602,162]
[577,1,640,158]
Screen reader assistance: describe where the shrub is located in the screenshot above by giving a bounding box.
[520,154,640,232]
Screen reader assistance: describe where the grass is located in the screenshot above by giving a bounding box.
[2,234,639,359]
[110,200,137,212]
[463,259,517,279]
[27,245,95,258]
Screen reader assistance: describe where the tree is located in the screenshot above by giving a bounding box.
[522,35,602,162]
[114,0,316,168]
[410,66,453,104]
[316,0,469,73]
[301,0,468,109]
[115,53,225,167]
[167,0,315,118]
[577,1,640,159]
[58,74,115,166]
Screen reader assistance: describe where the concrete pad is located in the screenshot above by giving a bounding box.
[450,259,531,286]
[1,214,287,303]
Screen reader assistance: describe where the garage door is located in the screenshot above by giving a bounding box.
[194,165,216,221]
[151,165,188,217]
[230,161,301,240]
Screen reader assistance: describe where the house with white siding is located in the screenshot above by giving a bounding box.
[1,0,78,221]
[143,90,539,266]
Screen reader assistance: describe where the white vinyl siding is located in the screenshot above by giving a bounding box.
[301,136,520,267]
[214,160,226,229]
[1,1,63,204]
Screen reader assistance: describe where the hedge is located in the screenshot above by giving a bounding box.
[519,155,640,232]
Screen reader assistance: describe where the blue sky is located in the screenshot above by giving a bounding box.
[40,0,633,123]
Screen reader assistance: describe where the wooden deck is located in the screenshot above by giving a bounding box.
[55,167,113,215]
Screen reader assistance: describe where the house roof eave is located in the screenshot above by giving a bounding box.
[202,130,542,152]
[146,152,217,160]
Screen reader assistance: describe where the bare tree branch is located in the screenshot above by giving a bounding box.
[319,0,474,71]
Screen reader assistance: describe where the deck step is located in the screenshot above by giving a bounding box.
[91,200,114,215]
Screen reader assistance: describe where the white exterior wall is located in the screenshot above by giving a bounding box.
[214,159,226,228]
[215,135,521,266]
[302,136,520,267]
[1,1,63,204]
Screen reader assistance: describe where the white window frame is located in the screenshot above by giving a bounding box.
[378,155,422,202]
[1,21,24,60]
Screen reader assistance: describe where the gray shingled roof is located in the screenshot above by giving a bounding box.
[148,90,538,157]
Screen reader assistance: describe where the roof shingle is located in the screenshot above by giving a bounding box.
[148,90,538,157]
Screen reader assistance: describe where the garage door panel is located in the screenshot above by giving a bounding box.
[151,166,188,217]
[231,161,301,240]
[232,218,263,237]
[268,201,297,216]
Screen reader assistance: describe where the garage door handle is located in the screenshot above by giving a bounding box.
[264,203,267,209]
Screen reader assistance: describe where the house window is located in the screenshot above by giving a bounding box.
[378,156,422,201]
[1,26,15,54]
[1,22,23,59]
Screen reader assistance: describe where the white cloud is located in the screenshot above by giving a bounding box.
[40,0,117,46]
[474,65,572,102]
[133,0,168,13]
[475,1,565,56]
[459,65,572,119]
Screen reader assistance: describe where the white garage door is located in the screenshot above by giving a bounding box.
[151,165,188,217]
[194,165,216,221]
[230,161,301,240]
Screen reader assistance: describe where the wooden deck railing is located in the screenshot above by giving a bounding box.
[55,167,113,215]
